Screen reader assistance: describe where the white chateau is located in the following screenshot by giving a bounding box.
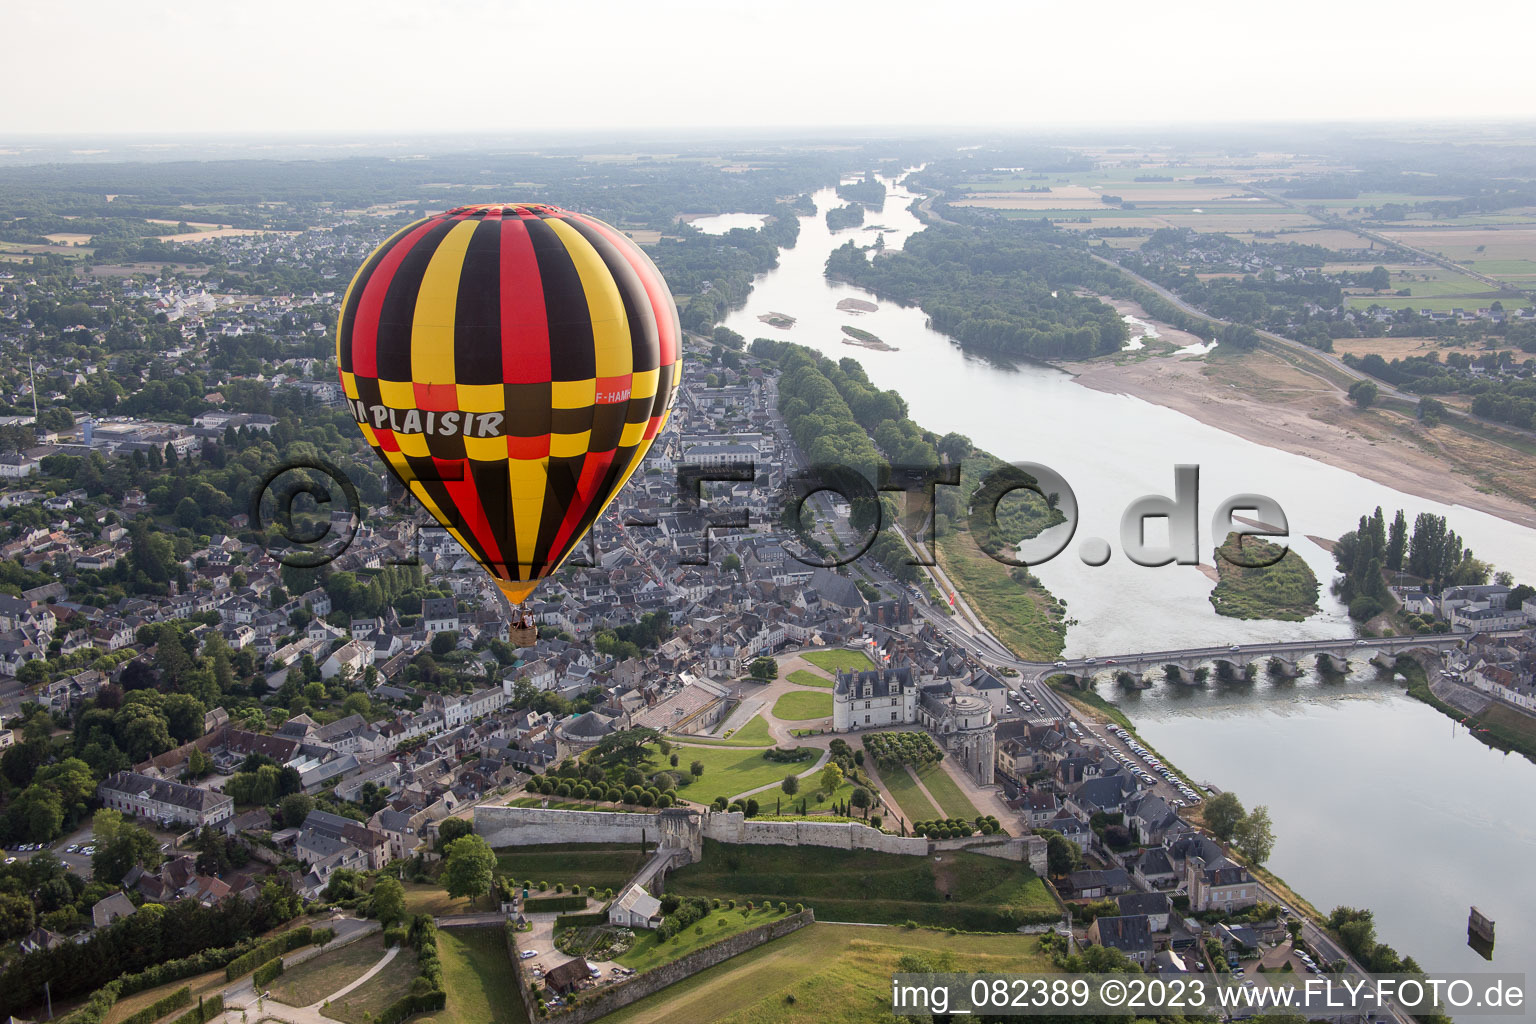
[832,665,997,785]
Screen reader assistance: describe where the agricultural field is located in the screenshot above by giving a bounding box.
[800,649,874,674]
[271,934,386,1008]
[604,924,1056,1024]
[770,691,832,721]
[1380,227,1536,289]
[493,843,653,892]
[666,841,1057,932]
[415,927,528,1024]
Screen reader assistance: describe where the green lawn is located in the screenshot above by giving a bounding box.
[801,650,874,674]
[321,943,420,1024]
[770,691,832,722]
[617,905,793,972]
[687,715,775,746]
[604,923,1055,1024]
[403,883,498,916]
[914,765,982,821]
[667,841,1057,932]
[273,934,386,1008]
[679,743,821,801]
[784,669,833,688]
[493,843,653,892]
[878,765,939,825]
[935,518,1064,662]
[416,927,528,1024]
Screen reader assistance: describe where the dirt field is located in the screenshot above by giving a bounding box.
[43,233,93,245]
[621,229,662,244]
[1329,336,1502,360]
[1066,347,1536,528]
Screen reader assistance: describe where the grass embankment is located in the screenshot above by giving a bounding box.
[770,691,832,721]
[1208,531,1320,622]
[618,904,795,973]
[273,934,385,1008]
[915,764,982,821]
[604,923,1055,1024]
[936,522,1065,662]
[784,669,833,688]
[494,844,653,892]
[415,927,528,1024]
[676,742,822,800]
[1399,658,1536,765]
[801,650,875,674]
[876,765,940,824]
[666,840,1057,932]
[701,715,775,745]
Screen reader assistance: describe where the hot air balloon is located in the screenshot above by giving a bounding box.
[336,203,680,645]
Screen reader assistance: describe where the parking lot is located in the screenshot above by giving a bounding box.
[514,911,630,1001]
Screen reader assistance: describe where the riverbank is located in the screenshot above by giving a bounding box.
[1063,345,1536,530]
[1402,658,1536,766]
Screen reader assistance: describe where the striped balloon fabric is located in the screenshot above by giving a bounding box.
[337,203,681,605]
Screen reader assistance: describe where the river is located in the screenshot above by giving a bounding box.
[717,172,1536,994]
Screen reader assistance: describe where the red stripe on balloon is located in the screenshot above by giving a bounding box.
[350,217,448,378]
[498,217,552,385]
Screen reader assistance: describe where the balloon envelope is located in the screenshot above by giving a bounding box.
[336,203,681,604]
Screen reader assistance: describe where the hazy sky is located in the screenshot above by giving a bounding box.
[6,0,1535,136]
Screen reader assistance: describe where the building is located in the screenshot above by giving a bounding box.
[421,597,459,633]
[832,666,917,731]
[609,883,663,929]
[1087,914,1153,967]
[91,891,137,929]
[98,771,233,827]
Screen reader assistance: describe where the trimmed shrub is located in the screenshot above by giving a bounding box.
[253,958,284,987]
[118,987,192,1024]
[225,927,315,980]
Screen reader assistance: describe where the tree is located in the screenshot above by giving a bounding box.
[91,809,161,883]
[1043,831,1083,875]
[781,773,800,797]
[1234,806,1275,865]
[689,760,704,779]
[441,834,497,903]
[1348,380,1378,410]
[436,816,473,851]
[818,761,843,795]
[0,891,35,942]
[1204,791,1246,842]
[279,793,314,828]
[1364,265,1391,292]
[748,658,777,681]
[370,876,406,925]
[850,786,871,818]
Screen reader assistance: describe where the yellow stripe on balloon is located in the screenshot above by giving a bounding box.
[552,379,596,408]
[551,430,592,458]
[546,218,633,380]
[411,218,479,386]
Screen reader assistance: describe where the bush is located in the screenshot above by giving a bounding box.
[383,926,407,947]
[225,927,316,980]
[167,996,223,1024]
[252,958,284,987]
[118,987,192,1024]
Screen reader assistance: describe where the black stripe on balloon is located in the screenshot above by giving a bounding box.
[563,217,661,374]
[339,220,416,374]
[589,402,627,455]
[503,382,553,437]
[466,459,514,579]
[532,455,584,573]
[524,216,597,383]
[374,216,460,384]
[398,453,500,577]
[453,217,505,386]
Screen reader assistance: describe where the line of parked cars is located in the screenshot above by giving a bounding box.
[1106,725,1203,805]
